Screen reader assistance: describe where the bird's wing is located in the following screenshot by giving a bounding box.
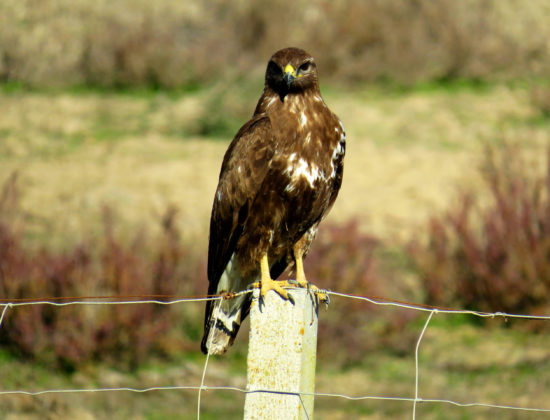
[207,114,275,292]
[324,121,346,217]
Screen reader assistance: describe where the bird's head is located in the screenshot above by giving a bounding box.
[265,47,319,98]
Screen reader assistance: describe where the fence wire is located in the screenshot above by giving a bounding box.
[1,289,550,419]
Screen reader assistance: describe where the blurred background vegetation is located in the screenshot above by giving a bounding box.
[1,0,550,418]
[1,0,550,88]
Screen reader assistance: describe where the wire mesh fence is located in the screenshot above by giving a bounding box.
[1,289,550,419]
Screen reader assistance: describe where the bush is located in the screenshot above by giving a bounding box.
[305,220,419,364]
[0,173,206,370]
[409,145,550,315]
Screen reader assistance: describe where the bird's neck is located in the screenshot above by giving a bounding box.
[254,87,324,117]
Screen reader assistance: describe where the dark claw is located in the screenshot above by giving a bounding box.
[287,279,299,285]
[312,294,318,324]
[287,292,295,305]
[325,294,331,308]
[259,294,265,312]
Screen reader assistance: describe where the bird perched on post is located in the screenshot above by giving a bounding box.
[201,47,346,355]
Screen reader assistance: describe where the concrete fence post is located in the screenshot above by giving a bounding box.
[244,287,318,419]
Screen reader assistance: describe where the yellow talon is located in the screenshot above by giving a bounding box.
[294,251,308,288]
[252,254,295,305]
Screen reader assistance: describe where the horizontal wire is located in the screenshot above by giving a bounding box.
[0,296,220,308]
[1,288,550,320]
[0,290,254,308]
[0,294,217,304]
[325,290,550,320]
[1,385,549,413]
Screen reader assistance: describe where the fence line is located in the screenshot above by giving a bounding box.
[0,295,222,307]
[3,289,550,320]
[328,291,550,319]
[1,384,550,413]
[1,289,550,418]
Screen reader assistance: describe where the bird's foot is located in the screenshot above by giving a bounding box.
[251,278,296,311]
[294,277,330,308]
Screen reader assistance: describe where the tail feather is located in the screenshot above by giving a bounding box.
[202,253,251,354]
[201,294,251,354]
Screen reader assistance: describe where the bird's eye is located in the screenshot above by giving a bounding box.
[298,62,311,74]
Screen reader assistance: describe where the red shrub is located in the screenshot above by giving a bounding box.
[304,220,418,364]
[0,174,206,370]
[409,146,550,315]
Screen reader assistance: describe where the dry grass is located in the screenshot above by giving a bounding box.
[1,83,548,249]
[333,84,550,240]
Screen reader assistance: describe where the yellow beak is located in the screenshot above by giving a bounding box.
[283,64,296,87]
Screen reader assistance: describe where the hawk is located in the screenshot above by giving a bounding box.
[201,47,346,355]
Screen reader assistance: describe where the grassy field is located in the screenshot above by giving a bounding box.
[2,81,547,247]
[1,81,550,418]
